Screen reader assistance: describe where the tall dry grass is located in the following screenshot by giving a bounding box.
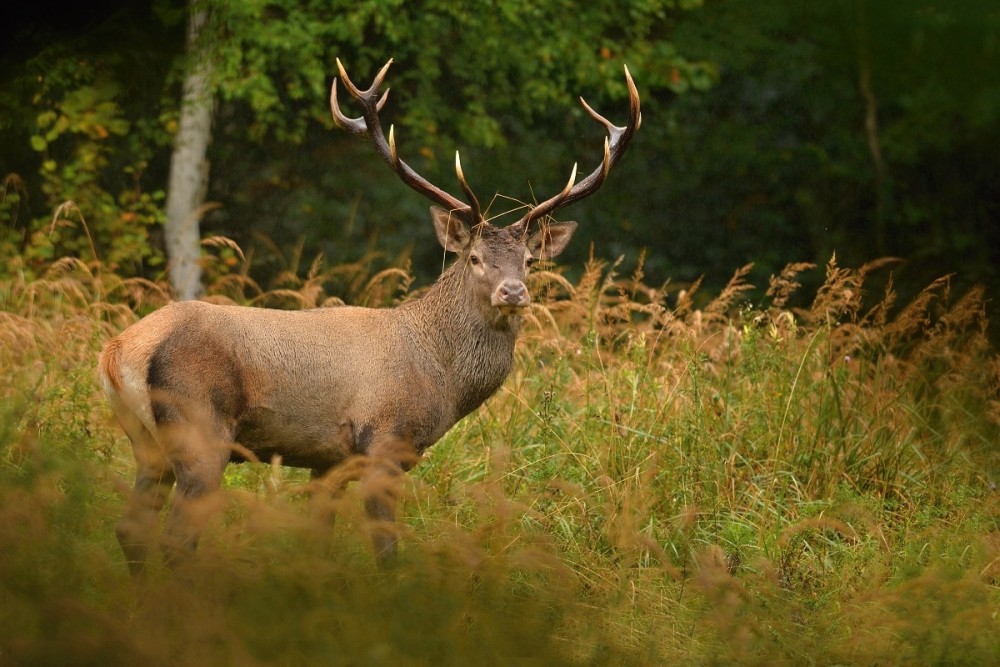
[1,243,998,665]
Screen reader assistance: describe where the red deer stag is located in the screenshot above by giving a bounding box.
[99,58,641,571]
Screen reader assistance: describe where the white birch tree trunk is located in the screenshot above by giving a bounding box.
[164,4,214,300]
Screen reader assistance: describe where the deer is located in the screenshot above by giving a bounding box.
[98,58,641,572]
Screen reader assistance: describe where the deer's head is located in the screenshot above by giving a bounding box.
[429,206,575,314]
[331,58,641,316]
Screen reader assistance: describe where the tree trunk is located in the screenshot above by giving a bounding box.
[856,0,888,256]
[164,4,214,300]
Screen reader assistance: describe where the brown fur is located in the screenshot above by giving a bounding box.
[98,337,124,392]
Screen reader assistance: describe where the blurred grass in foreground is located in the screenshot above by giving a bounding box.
[1,248,998,665]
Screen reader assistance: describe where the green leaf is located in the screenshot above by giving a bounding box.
[30,136,47,151]
[36,111,57,129]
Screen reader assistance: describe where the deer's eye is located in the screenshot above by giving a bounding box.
[469,254,481,266]
[526,257,537,268]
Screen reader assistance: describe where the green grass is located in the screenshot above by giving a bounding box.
[1,253,998,665]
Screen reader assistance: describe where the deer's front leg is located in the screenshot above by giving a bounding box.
[361,436,421,566]
[306,420,356,523]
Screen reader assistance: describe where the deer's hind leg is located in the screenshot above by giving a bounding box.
[115,410,176,576]
[146,337,246,568]
[155,407,232,569]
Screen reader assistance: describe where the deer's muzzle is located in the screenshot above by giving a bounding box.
[492,280,530,309]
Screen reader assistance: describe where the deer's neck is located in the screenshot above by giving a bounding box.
[401,264,520,419]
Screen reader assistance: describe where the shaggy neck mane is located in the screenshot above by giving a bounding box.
[400,261,520,417]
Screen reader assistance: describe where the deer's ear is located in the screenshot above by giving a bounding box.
[431,206,473,253]
[527,221,577,260]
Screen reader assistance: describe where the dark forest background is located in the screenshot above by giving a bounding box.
[3,1,998,331]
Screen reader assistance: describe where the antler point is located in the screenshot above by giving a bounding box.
[388,125,398,164]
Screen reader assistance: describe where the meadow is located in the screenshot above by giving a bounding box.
[1,243,998,665]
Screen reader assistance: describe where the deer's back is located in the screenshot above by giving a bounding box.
[100,300,459,467]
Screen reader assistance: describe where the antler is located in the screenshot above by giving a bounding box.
[509,65,642,236]
[331,58,482,224]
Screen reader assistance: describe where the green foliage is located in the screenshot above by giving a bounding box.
[199,0,710,147]
[3,52,167,279]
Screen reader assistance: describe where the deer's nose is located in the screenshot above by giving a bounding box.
[493,280,529,308]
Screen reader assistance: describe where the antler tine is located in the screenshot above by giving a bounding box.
[336,57,392,101]
[455,152,482,225]
[331,59,391,135]
[330,59,479,222]
[578,65,643,138]
[513,64,641,234]
[512,163,579,234]
[388,125,399,166]
[331,79,386,135]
